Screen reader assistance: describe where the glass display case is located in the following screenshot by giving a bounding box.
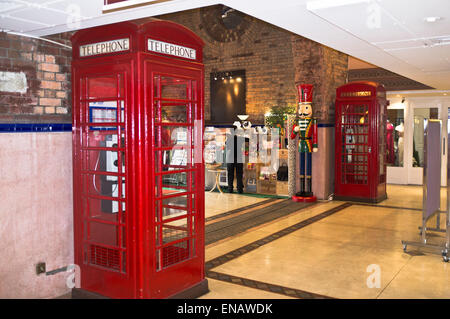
[204,125,287,195]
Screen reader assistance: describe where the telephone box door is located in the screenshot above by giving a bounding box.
[335,100,372,198]
[72,59,136,298]
[144,60,204,298]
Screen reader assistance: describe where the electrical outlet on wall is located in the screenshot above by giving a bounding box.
[36,262,46,275]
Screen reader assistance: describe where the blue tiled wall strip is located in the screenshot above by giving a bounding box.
[0,123,72,133]
[0,123,333,133]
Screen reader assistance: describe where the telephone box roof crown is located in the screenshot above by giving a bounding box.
[296,84,314,103]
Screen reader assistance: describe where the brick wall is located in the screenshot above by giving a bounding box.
[0,7,347,125]
[291,36,348,123]
[158,6,348,125]
[0,32,72,123]
[158,7,299,124]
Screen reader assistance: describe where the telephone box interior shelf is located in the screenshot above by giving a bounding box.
[71,19,207,299]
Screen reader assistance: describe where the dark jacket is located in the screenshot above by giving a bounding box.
[225,129,247,164]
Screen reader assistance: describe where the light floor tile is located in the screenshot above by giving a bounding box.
[205,201,343,261]
[383,184,446,210]
[211,231,412,299]
[378,255,450,299]
[205,193,268,219]
[201,185,450,299]
[199,278,295,299]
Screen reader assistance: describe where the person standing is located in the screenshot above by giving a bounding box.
[225,124,246,193]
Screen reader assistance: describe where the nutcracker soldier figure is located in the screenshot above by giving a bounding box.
[291,83,318,202]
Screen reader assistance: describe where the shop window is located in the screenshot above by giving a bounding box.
[387,108,404,167]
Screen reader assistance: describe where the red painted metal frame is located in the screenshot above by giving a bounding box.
[334,81,388,203]
[71,20,205,299]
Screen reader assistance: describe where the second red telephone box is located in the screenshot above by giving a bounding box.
[71,20,207,298]
[334,81,388,203]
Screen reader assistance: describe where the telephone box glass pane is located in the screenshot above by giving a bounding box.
[85,150,124,175]
[160,76,187,100]
[162,172,188,195]
[89,101,125,125]
[163,195,188,208]
[86,177,125,220]
[160,126,189,148]
[87,175,122,197]
[162,205,187,220]
[161,103,188,123]
[89,222,120,247]
[88,76,116,99]
[88,74,124,99]
[156,150,190,172]
[88,197,122,221]
[162,218,188,244]
[340,104,369,185]
[152,71,200,274]
[85,131,125,149]
[78,70,131,280]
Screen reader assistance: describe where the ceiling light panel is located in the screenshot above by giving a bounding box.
[0,1,23,14]
[0,15,50,32]
[11,6,68,21]
[379,0,450,38]
[306,0,415,43]
[386,45,450,72]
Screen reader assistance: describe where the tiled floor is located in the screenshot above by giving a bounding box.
[205,192,270,219]
[200,185,450,299]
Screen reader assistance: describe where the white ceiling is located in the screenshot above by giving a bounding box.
[1,0,450,89]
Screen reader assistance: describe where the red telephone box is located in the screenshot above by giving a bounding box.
[334,81,388,203]
[71,20,207,298]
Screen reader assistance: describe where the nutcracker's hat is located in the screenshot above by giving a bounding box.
[296,83,314,103]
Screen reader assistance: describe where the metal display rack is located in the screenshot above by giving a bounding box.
[402,119,450,262]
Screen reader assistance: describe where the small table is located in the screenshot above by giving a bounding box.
[208,169,226,194]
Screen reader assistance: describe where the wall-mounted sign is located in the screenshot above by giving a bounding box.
[147,38,196,60]
[340,91,372,97]
[0,71,28,94]
[80,38,130,57]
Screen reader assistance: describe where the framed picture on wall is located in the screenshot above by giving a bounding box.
[210,70,246,124]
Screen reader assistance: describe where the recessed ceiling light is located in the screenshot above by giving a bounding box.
[424,16,442,23]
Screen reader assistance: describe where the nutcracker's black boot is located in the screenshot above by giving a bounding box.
[304,177,313,197]
[295,177,306,197]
